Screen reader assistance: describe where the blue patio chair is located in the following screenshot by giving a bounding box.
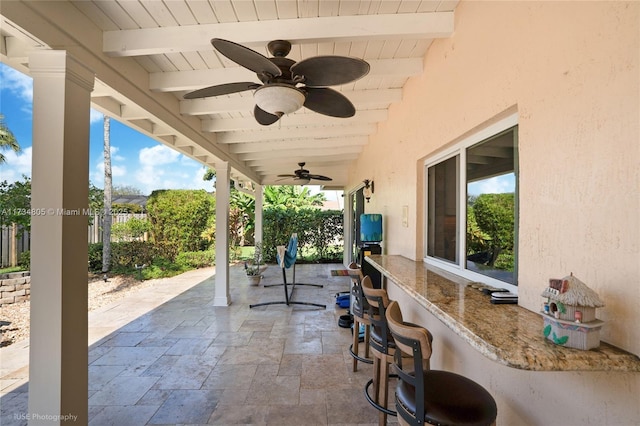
[249,233,325,309]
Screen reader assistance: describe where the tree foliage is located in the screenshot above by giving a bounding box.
[468,193,515,267]
[262,207,343,262]
[146,189,215,253]
[89,182,104,214]
[229,190,255,246]
[113,184,143,196]
[263,185,325,209]
[111,217,150,241]
[0,114,20,164]
[0,176,31,234]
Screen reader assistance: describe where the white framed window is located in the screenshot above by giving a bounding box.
[424,114,519,291]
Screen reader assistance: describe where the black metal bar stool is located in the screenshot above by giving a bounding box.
[348,262,373,371]
[386,301,498,426]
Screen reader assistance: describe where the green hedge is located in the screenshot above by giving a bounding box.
[146,189,215,253]
[175,250,215,269]
[262,208,343,262]
[88,241,178,272]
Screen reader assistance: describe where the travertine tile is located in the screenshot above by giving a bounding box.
[207,403,269,425]
[164,338,213,356]
[88,405,159,426]
[1,264,378,425]
[88,365,126,391]
[246,374,301,405]
[148,389,222,424]
[91,346,168,368]
[265,403,327,425]
[202,364,258,390]
[88,375,158,406]
[101,332,151,347]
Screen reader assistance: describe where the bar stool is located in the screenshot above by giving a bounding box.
[386,301,498,426]
[361,275,399,426]
[348,262,373,371]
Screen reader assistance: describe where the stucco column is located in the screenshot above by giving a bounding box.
[214,161,230,305]
[27,51,94,425]
[254,184,263,246]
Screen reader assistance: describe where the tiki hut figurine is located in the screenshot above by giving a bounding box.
[541,273,605,350]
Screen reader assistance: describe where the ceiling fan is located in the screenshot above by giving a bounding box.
[184,38,370,125]
[277,162,333,183]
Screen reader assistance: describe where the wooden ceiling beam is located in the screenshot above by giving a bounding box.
[180,89,402,115]
[104,13,454,57]
[149,58,422,92]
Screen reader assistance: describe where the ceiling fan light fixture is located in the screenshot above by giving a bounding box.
[254,84,305,115]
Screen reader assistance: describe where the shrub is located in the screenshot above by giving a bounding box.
[146,189,215,253]
[139,257,185,280]
[18,250,30,270]
[111,217,150,241]
[262,208,343,263]
[88,241,179,272]
[110,241,157,269]
[88,243,103,271]
[176,250,215,269]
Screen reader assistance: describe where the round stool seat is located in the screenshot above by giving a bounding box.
[396,370,497,426]
[369,323,395,353]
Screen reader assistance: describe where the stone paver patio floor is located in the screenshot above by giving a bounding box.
[1,263,384,425]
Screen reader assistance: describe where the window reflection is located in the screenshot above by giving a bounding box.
[466,127,517,284]
[427,156,458,263]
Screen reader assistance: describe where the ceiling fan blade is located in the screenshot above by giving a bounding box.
[306,174,333,181]
[254,105,282,126]
[212,38,282,77]
[277,174,297,178]
[303,87,356,118]
[183,82,260,99]
[291,56,370,87]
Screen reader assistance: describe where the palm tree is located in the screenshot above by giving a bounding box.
[102,116,112,273]
[263,185,325,209]
[0,114,20,164]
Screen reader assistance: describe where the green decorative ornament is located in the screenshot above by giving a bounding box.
[557,302,566,314]
[552,332,569,345]
[543,325,551,338]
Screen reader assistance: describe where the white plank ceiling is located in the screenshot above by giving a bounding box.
[0,0,458,187]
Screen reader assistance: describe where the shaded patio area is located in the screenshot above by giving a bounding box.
[1,263,382,425]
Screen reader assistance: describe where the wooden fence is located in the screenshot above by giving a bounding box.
[1,213,146,268]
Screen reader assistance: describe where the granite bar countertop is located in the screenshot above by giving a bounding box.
[366,255,640,372]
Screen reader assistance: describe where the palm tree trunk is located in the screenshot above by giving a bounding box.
[102,116,112,273]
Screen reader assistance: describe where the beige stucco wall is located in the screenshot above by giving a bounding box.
[350,2,639,423]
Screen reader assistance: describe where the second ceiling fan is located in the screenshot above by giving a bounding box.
[277,162,333,183]
[184,38,370,125]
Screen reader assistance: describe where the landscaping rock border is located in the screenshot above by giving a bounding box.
[0,272,30,306]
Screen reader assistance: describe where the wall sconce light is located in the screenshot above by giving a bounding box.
[363,179,374,203]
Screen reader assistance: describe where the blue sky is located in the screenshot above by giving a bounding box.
[468,174,515,196]
[0,62,213,195]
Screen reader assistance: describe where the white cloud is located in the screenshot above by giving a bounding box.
[110,146,125,162]
[192,166,214,190]
[90,109,104,124]
[130,145,188,194]
[139,145,181,166]
[0,146,32,183]
[0,65,32,103]
[180,155,201,167]
[90,161,127,188]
